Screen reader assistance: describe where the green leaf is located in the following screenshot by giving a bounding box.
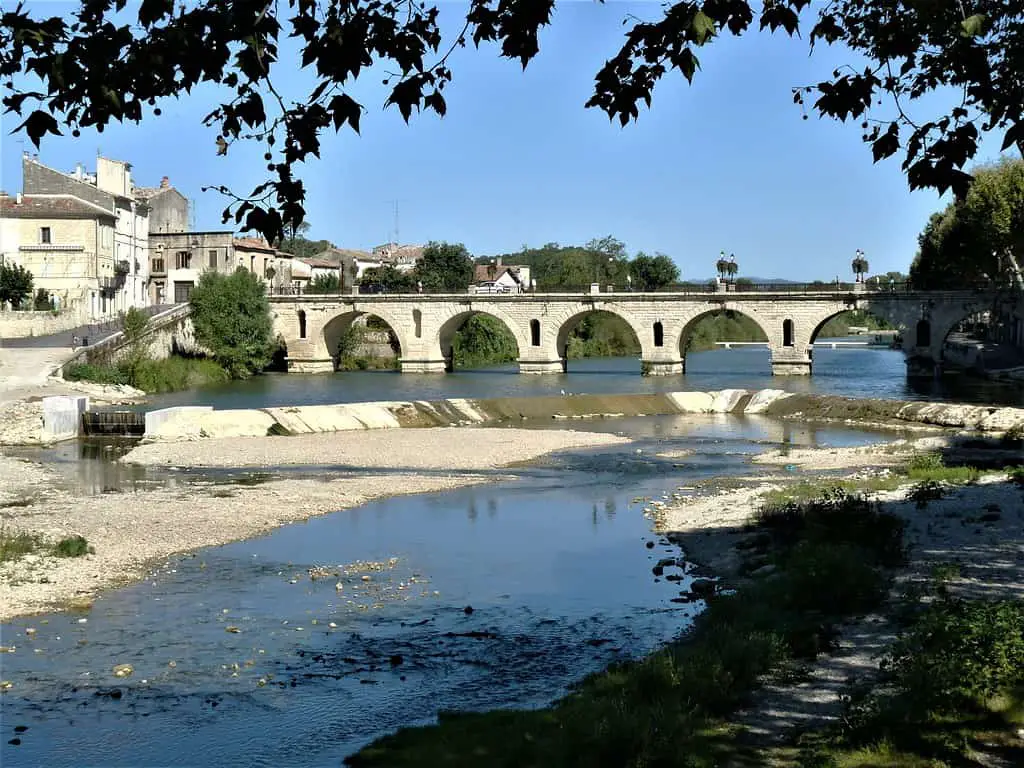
[960,13,987,38]
[691,10,715,44]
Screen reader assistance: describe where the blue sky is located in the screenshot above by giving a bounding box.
[0,2,1013,279]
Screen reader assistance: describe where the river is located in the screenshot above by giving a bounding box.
[0,416,903,766]
[138,344,1023,410]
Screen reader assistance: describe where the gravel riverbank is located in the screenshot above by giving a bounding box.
[0,428,629,620]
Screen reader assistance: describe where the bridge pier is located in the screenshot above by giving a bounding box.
[770,345,813,376]
[517,357,566,374]
[287,358,335,374]
[641,358,684,376]
[400,358,448,374]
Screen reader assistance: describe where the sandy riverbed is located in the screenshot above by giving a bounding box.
[0,428,629,620]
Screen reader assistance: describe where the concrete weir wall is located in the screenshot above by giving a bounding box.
[42,396,88,442]
[140,389,1024,442]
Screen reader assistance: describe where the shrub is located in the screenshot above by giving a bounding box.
[52,535,92,558]
[189,268,274,377]
[0,525,43,562]
[63,362,130,385]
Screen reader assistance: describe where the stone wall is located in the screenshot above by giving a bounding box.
[0,307,90,339]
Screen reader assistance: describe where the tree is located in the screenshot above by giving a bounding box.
[5,3,1021,242]
[0,262,33,308]
[414,241,473,291]
[361,265,415,293]
[629,252,679,290]
[306,273,342,294]
[910,157,1024,290]
[189,268,274,377]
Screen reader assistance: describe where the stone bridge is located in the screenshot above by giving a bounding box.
[270,287,1008,376]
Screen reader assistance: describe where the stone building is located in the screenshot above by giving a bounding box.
[234,237,294,292]
[10,154,151,314]
[148,230,236,303]
[134,176,189,234]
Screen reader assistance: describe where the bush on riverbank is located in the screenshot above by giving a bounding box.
[348,492,902,767]
[64,355,230,393]
[799,590,1024,766]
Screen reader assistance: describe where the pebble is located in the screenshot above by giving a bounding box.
[112,664,133,678]
[24,628,36,635]
[225,626,241,634]
[77,618,87,624]
[328,622,337,628]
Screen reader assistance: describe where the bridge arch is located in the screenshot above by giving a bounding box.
[436,308,524,371]
[677,306,771,359]
[322,308,410,370]
[552,307,645,372]
[808,308,904,346]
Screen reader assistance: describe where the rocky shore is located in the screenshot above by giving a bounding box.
[0,428,628,620]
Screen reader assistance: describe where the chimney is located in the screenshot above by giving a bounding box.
[16,192,23,205]
[160,176,170,189]
[496,256,503,268]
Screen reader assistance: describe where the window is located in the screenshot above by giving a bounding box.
[175,251,192,270]
[39,227,51,244]
[208,249,218,268]
[530,319,541,347]
[915,319,930,348]
[297,310,307,339]
[783,319,794,347]
[151,258,165,274]
[174,281,194,303]
[653,321,664,347]
[413,309,422,338]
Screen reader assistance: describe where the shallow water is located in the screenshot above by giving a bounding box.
[136,344,1024,411]
[0,416,895,766]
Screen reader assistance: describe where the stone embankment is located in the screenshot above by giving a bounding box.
[140,388,1024,442]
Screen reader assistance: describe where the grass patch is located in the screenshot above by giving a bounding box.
[65,355,230,393]
[0,525,44,562]
[348,493,903,767]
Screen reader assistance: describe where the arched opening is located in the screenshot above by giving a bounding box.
[653,321,664,347]
[413,309,422,339]
[297,309,307,339]
[678,309,770,372]
[915,319,931,348]
[555,310,641,372]
[530,319,541,347]
[439,311,520,372]
[323,311,403,371]
[811,309,899,345]
[782,319,794,347]
[933,305,1024,375]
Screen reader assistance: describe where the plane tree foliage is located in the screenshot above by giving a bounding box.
[3,1,1021,243]
[911,157,1024,290]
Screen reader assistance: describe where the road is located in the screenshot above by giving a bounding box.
[1,304,174,349]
